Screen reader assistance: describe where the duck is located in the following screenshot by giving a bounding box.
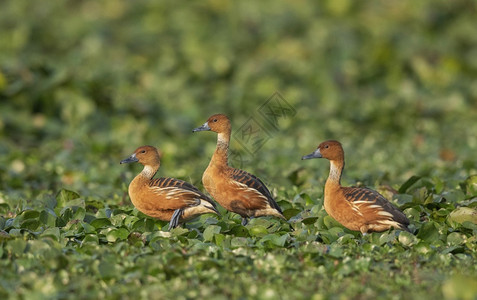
[302,140,410,234]
[120,145,219,230]
[192,114,285,225]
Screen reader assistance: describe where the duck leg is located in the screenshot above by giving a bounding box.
[241,217,248,226]
[169,208,184,230]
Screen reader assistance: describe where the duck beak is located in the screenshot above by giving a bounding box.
[120,153,139,164]
[302,149,322,160]
[192,122,211,132]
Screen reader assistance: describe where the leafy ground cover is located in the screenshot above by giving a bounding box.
[1,0,477,299]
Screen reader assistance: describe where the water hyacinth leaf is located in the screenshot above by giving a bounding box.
[41,227,61,242]
[0,203,11,214]
[21,219,40,230]
[81,234,99,246]
[398,231,418,247]
[441,190,466,204]
[231,237,249,248]
[55,189,81,209]
[448,207,477,224]
[260,233,289,247]
[301,217,318,225]
[39,209,57,227]
[72,207,86,221]
[249,225,269,237]
[90,218,112,229]
[203,225,221,242]
[460,175,477,197]
[398,176,421,194]
[229,224,249,237]
[21,210,40,220]
[323,216,341,229]
[282,208,301,220]
[214,233,225,246]
[0,230,11,242]
[106,228,130,242]
[81,222,96,234]
[416,222,441,242]
[446,232,465,246]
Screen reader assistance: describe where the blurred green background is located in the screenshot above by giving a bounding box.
[1,1,477,299]
[1,0,476,204]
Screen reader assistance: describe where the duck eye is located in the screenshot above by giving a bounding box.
[213,119,218,122]
[324,145,329,149]
[141,150,146,154]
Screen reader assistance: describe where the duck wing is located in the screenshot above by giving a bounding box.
[149,177,217,210]
[342,187,410,230]
[229,168,283,214]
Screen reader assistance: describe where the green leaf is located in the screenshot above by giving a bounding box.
[448,207,477,224]
[230,237,249,248]
[323,216,341,228]
[398,176,421,194]
[446,232,465,246]
[56,189,81,209]
[398,231,419,247]
[249,225,269,237]
[203,225,221,242]
[416,222,440,242]
[282,208,301,220]
[21,210,40,220]
[106,228,130,242]
[39,209,57,227]
[0,203,11,214]
[41,227,61,242]
[302,217,318,225]
[90,218,112,229]
[82,234,99,246]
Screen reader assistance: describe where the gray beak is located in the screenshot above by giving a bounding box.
[120,153,139,164]
[192,122,211,132]
[302,149,322,160]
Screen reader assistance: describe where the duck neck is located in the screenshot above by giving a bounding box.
[139,164,159,180]
[326,159,344,187]
[211,131,230,166]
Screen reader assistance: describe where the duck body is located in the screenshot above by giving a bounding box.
[121,145,218,229]
[303,140,410,234]
[193,114,285,225]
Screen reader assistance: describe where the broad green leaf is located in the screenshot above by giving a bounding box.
[301,217,318,225]
[39,209,57,227]
[446,232,465,246]
[398,176,421,194]
[81,234,99,246]
[90,218,112,229]
[41,227,61,242]
[0,203,11,214]
[448,207,477,224]
[56,189,80,209]
[323,216,340,228]
[461,175,477,197]
[249,225,268,237]
[282,208,301,220]
[416,222,441,242]
[106,228,130,242]
[230,237,249,248]
[203,225,221,242]
[398,231,418,247]
[21,210,40,220]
